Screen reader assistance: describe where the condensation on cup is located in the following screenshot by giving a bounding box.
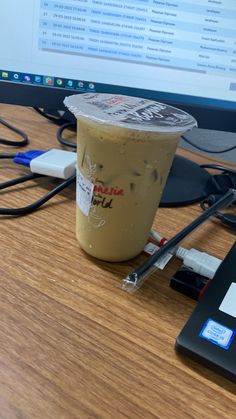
[64,93,197,262]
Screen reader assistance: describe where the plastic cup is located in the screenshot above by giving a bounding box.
[64,93,197,261]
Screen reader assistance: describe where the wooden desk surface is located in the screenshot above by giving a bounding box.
[0,104,236,418]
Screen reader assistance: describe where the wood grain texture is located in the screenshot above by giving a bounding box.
[0,104,236,419]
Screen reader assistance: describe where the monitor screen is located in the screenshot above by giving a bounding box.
[0,0,236,131]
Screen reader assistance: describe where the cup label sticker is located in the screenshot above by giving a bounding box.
[76,167,94,216]
[219,283,236,318]
[199,318,235,350]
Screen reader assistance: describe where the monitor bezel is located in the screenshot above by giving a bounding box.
[0,79,236,132]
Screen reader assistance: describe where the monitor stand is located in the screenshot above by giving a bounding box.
[160,155,211,207]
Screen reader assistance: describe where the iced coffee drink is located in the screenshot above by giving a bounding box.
[64,93,197,261]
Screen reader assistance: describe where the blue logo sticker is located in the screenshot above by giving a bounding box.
[199,318,235,350]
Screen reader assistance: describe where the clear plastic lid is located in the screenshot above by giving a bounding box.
[64,93,197,133]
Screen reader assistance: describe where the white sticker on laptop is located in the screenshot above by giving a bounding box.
[76,168,94,216]
[219,282,236,318]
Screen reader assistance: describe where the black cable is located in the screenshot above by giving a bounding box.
[33,107,76,148]
[56,122,77,149]
[33,107,68,125]
[0,117,29,147]
[200,164,236,195]
[0,153,17,159]
[181,134,236,154]
[200,164,236,174]
[200,193,236,229]
[0,173,43,190]
[198,165,236,223]
[0,174,75,216]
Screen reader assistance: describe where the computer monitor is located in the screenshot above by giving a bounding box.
[1,1,236,204]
